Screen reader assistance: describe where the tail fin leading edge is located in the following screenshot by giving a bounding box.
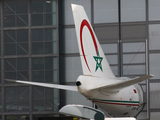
[72,4,115,79]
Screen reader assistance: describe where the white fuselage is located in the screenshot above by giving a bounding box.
[77,75,144,117]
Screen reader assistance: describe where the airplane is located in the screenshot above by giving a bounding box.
[6,4,154,120]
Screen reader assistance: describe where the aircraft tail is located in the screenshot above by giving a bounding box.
[71,4,115,79]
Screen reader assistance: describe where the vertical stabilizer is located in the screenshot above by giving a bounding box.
[71,4,115,79]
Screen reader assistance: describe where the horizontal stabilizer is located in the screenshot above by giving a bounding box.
[90,74,154,92]
[5,79,78,91]
[106,74,154,89]
[59,104,105,120]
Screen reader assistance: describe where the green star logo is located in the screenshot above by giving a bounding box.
[93,50,103,72]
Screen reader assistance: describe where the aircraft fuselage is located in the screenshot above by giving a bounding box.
[77,75,144,117]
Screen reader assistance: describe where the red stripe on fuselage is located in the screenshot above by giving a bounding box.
[92,100,139,107]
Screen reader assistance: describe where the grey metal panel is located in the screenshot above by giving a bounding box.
[121,0,146,22]
[64,0,91,25]
[94,26,119,41]
[110,66,118,76]
[101,43,118,54]
[122,25,146,39]
[64,28,79,53]
[150,112,160,120]
[94,0,118,23]
[32,57,58,83]
[149,54,160,79]
[123,42,145,53]
[32,86,58,112]
[65,56,83,82]
[149,24,160,50]
[123,65,145,75]
[123,54,145,64]
[150,83,160,109]
[5,87,29,112]
[149,0,160,21]
[106,55,117,65]
[137,112,147,120]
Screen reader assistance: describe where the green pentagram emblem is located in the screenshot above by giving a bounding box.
[93,50,103,72]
